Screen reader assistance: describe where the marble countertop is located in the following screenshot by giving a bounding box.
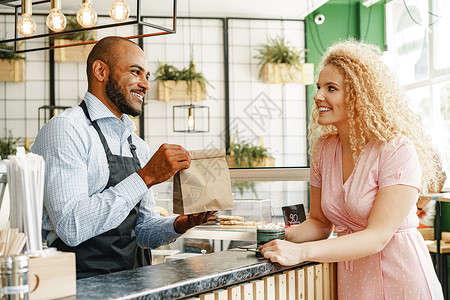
[75,249,312,299]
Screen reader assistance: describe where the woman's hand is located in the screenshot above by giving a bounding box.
[259,239,305,266]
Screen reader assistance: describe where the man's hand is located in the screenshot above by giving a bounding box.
[137,143,190,188]
[173,211,218,234]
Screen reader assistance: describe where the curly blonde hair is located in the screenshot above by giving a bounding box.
[308,39,444,193]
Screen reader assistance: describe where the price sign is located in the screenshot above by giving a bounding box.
[282,204,306,226]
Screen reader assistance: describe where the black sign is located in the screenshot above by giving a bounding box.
[282,204,306,226]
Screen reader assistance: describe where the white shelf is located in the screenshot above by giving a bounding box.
[182,227,256,242]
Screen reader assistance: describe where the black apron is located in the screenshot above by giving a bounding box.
[52,101,150,279]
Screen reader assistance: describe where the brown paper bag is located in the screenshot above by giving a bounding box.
[173,148,233,214]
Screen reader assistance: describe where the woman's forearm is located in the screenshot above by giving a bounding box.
[301,228,388,263]
[260,227,388,266]
[286,218,333,243]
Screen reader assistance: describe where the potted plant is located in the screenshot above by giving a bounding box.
[52,16,96,62]
[226,141,274,197]
[226,142,274,168]
[0,130,21,159]
[154,60,213,101]
[0,42,25,82]
[254,36,313,84]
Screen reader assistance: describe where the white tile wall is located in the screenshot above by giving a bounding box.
[231,29,251,46]
[202,63,224,82]
[146,45,169,63]
[5,119,26,137]
[5,82,26,100]
[25,81,47,100]
[25,99,45,119]
[57,63,79,81]
[231,63,252,82]
[25,61,48,81]
[6,100,25,119]
[0,16,309,215]
[231,46,252,64]
[59,81,80,100]
[25,119,39,139]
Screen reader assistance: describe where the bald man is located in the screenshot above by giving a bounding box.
[32,36,214,279]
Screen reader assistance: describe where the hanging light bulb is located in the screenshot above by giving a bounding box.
[109,0,130,22]
[17,0,36,37]
[77,0,97,28]
[46,0,67,32]
[187,107,195,131]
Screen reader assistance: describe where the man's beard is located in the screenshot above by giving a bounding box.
[105,74,142,117]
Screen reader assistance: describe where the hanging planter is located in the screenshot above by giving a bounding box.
[0,43,25,82]
[255,36,313,85]
[0,59,25,82]
[157,80,206,102]
[261,63,302,84]
[53,39,94,62]
[154,61,212,102]
[52,16,96,63]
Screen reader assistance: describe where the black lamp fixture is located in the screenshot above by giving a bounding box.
[173,104,210,133]
[171,0,209,134]
[0,0,177,53]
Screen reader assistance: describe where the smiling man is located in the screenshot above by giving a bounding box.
[31,36,214,279]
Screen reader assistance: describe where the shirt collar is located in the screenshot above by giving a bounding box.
[83,92,137,132]
[84,92,117,121]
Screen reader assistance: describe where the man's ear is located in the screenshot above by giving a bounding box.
[92,60,109,82]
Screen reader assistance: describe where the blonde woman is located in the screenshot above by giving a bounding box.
[260,39,444,299]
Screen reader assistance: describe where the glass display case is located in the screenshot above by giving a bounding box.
[226,199,272,223]
[153,168,310,251]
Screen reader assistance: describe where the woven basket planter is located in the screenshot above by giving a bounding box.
[0,59,25,82]
[157,80,206,101]
[53,39,95,62]
[261,62,314,85]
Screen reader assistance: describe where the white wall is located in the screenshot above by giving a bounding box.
[0,15,309,219]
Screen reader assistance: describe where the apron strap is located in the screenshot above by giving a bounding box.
[128,135,138,159]
[80,101,137,158]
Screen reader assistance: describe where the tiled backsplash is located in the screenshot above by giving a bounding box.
[0,16,309,211]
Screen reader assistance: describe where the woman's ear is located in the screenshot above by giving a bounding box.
[92,60,109,82]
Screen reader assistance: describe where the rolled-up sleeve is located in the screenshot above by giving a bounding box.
[135,188,181,249]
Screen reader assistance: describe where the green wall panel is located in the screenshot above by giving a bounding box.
[304,0,386,127]
[304,0,449,291]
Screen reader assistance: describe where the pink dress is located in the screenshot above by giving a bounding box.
[310,135,443,299]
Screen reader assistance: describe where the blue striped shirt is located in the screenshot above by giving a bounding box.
[31,92,180,248]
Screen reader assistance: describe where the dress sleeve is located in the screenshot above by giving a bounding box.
[378,138,422,192]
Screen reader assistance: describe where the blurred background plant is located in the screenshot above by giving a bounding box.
[0,43,25,61]
[227,141,272,197]
[0,130,21,159]
[154,60,213,95]
[227,142,271,168]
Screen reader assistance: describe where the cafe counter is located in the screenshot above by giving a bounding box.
[73,249,336,299]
